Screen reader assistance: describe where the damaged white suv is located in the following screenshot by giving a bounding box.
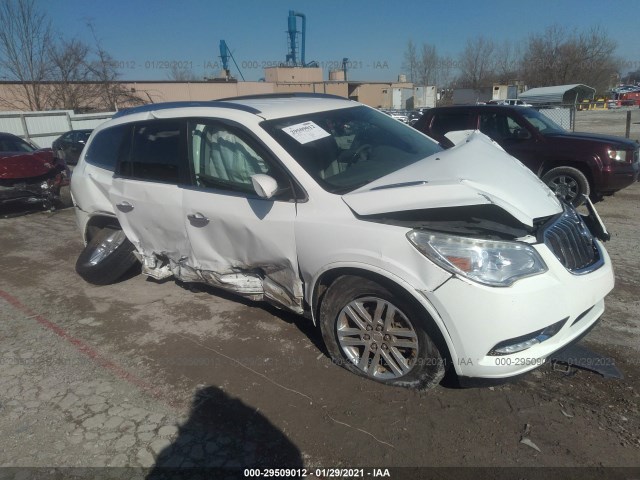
[71,94,614,388]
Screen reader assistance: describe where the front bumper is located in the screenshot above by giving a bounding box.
[0,181,57,206]
[597,160,640,193]
[421,241,614,379]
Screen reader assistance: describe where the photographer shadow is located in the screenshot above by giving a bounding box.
[146,385,303,479]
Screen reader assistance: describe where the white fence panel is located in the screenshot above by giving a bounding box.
[0,114,27,136]
[0,110,114,148]
[70,113,113,131]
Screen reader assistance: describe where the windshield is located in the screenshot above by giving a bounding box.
[261,106,442,194]
[519,108,565,134]
[0,136,37,153]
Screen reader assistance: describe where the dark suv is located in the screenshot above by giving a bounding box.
[414,105,639,204]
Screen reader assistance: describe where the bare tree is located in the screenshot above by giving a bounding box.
[85,23,143,110]
[521,25,619,92]
[458,36,496,88]
[0,0,53,110]
[48,38,99,111]
[167,64,198,81]
[402,39,419,83]
[494,40,522,84]
[435,54,455,89]
[417,43,438,86]
[622,69,640,84]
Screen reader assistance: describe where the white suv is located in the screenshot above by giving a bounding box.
[71,94,614,388]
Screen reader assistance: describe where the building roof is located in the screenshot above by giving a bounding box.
[518,84,596,104]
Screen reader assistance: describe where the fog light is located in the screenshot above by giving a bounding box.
[488,317,568,356]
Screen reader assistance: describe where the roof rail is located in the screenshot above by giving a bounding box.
[216,92,349,101]
[112,101,261,119]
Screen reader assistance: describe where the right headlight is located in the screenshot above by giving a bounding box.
[607,149,627,162]
[406,230,548,287]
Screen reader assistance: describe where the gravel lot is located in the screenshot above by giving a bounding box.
[0,109,638,478]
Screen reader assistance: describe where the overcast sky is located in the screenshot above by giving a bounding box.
[38,0,640,82]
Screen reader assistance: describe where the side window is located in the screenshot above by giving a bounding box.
[120,121,185,184]
[430,113,476,136]
[84,125,131,171]
[189,121,291,198]
[480,113,529,142]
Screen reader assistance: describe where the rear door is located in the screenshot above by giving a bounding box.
[109,119,191,267]
[182,119,302,311]
[425,110,477,145]
[478,110,544,172]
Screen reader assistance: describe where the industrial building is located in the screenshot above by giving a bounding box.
[0,10,432,113]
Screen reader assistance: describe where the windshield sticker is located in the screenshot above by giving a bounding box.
[282,121,331,144]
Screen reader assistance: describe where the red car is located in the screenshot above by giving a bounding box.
[0,132,70,209]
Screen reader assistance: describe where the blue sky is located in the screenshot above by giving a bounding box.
[38,0,639,82]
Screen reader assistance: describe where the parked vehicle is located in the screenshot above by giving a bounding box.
[414,105,640,205]
[52,129,93,165]
[407,110,424,126]
[487,99,532,107]
[71,94,614,388]
[0,132,70,209]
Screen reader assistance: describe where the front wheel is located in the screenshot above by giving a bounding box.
[319,276,446,389]
[541,166,590,206]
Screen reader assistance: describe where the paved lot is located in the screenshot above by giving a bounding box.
[0,184,640,467]
[0,188,639,474]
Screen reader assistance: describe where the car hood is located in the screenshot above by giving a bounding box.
[0,149,57,180]
[544,131,639,148]
[342,132,562,227]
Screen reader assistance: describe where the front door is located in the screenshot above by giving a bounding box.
[478,111,544,173]
[182,120,302,311]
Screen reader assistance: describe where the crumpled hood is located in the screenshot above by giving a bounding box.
[342,132,562,227]
[0,149,57,180]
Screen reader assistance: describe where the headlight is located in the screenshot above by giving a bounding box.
[406,231,548,287]
[607,149,627,162]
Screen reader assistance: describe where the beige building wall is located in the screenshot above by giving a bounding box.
[0,79,408,112]
[264,67,323,83]
[127,81,275,103]
[273,82,348,97]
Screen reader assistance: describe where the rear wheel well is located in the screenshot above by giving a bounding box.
[85,215,122,242]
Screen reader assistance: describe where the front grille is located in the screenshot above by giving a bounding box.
[543,207,600,273]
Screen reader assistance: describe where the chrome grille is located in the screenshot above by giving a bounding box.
[543,207,600,273]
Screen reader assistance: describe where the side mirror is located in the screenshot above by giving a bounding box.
[251,174,279,199]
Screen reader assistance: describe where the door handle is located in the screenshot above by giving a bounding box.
[116,201,134,213]
[187,212,209,226]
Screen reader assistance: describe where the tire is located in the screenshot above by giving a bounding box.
[56,185,73,209]
[319,275,446,389]
[75,227,138,285]
[541,166,590,206]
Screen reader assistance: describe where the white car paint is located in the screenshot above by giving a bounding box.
[71,96,615,382]
[343,132,561,227]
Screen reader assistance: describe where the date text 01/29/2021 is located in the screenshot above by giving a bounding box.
[243,468,391,477]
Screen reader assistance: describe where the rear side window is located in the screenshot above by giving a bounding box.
[119,121,186,184]
[84,125,131,171]
[430,112,476,136]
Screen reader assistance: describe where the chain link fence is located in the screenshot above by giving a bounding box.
[534,104,576,131]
